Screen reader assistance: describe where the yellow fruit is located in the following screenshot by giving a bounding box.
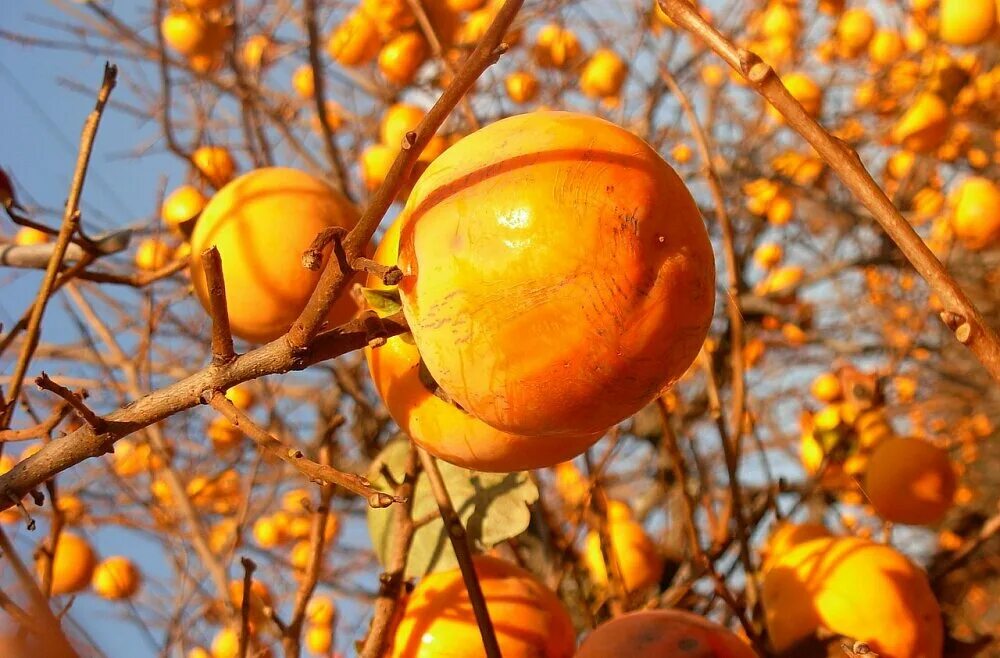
[380,104,426,149]
[757,265,803,297]
[533,24,581,69]
[505,71,539,104]
[865,436,956,525]
[763,536,943,657]
[361,144,397,192]
[868,29,904,67]
[310,100,344,135]
[387,555,575,658]
[188,167,361,343]
[92,556,141,600]
[304,625,331,654]
[188,648,211,658]
[56,495,86,524]
[40,532,95,595]
[397,112,715,438]
[292,64,315,99]
[835,8,875,56]
[939,0,997,46]
[949,176,1000,250]
[162,185,208,233]
[14,227,49,246]
[810,372,842,403]
[207,417,242,453]
[891,93,950,153]
[211,628,239,658]
[328,11,380,66]
[584,516,663,593]
[887,149,916,180]
[361,0,415,33]
[225,384,255,410]
[701,64,726,88]
[113,439,160,477]
[241,34,276,71]
[447,0,485,9]
[182,0,227,9]
[135,238,172,271]
[253,515,285,548]
[553,461,588,506]
[378,31,428,86]
[579,49,628,99]
[760,521,831,570]
[759,2,800,40]
[192,145,237,189]
[306,595,336,625]
[752,242,783,269]
[161,11,210,57]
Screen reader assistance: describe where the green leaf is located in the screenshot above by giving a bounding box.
[361,286,402,316]
[366,439,539,578]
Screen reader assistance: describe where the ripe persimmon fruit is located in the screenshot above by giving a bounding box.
[576,609,757,658]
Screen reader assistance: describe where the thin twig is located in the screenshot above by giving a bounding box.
[359,444,420,658]
[238,557,257,658]
[35,373,106,434]
[0,403,70,442]
[657,0,1000,383]
[208,393,402,508]
[417,448,502,658]
[286,0,522,349]
[1,63,117,430]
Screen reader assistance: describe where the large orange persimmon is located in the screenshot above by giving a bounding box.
[366,218,602,471]
[864,436,956,525]
[189,167,361,343]
[396,111,715,438]
[763,536,943,658]
[576,609,757,658]
[39,532,96,596]
[387,555,575,658]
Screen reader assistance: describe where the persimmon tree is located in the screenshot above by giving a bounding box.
[1,0,999,657]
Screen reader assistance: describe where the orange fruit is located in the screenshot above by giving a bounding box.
[864,436,956,525]
[241,34,276,71]
[584,514,663,593]
[92,556,141,599]
[949,176,1000,250]
[759,1,800,40]
[752,242,783,269]
[580,49,628,99]
[533,24,581,69]
[397,111,715,438]
[304,625,332,654]
[292,64,315,99]
[135,238,172,271]
[360,0,415,33]
[505,71,539,104]
[161,11,210,56]
[327,10,381,66]
[252,515,286,548]
[891,92,950,153]
[378,31,428,86]
[939,0,997,46]
[192,145,237,189]
[188,167,361,343]
[760,521,831,571]
[771,72,822,119]
[366,218,602,471]
[306,596,336,625]
[40,532,95,595]
[835,8,875,56]
[763,536,943,658]
[577,609,757,657]
[162,185,208,233]
[14,226,49,246]
[868,29,904,67]
[387,555,575,658]
[810,372,842,403]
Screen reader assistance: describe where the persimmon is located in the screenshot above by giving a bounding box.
[770,72,822,120]
[135,238,172,271]
[291,64,315,99]
[56,495,86,524]
[759,1,800,40]
[310,100,345,134]
[763,536,943,658]
[241,34,275,71]
[939,0,997,46]
[162,184,208,233]
[378,31,428,86]
[834,8,875,56]
[864,436,956,525]
[868,29,904,67]
[671,143,693,164]
[306,596,336,625]
[583,512,663,593]
[40,532,95,595]
[891,92,950,153]
[505,71,539,104]
[92,556,141,600]
[14,226,49,246]
[361,144,398,192]
[760,521,831,571]
[188,167,360,343]
[252,515,286,548]
[192,145,237,188]
[304,625,332,654]
[207,417,242,452]
[182,0,227,10]
[386,555,575,658]
[366,218,602,471]
[752,242,783,270]
[533,24,581,69]
[161,11,210,57]
[576,609,757,658]
[360,0,415,33]
[580,49,628,99]
[447,0,485,10]
[397,111,715,438]
[810,372,842,402]
[327,11,381,66]
[949,176,1000,250]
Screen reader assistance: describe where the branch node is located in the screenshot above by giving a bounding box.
[35,373,107,434]
[401,131,418,150]
[353,257,403,286]
[302,227,347,271]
